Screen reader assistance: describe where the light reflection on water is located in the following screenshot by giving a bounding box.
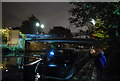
[2,52,43,70]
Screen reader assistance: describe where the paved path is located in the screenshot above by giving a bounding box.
[2,59,98,81]
[71,59,97,81]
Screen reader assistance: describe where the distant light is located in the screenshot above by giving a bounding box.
[48,64,57,67]
[41,24,44,28]
[33,55,41,57]
[6,69,8,72]
[50,51,54,56]
[59,50,63,53]
[58,45,61,47]
[36,73,41,78]
[36,22,40,27]
[9,27,12,30]
[64,64,67,66]
[90,49,96,54]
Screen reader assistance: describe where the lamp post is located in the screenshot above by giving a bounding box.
[36,22,40,34]
[36,22,40,27]
[40,24,44,34]
[41,24,44,29]
[36,22,44,34]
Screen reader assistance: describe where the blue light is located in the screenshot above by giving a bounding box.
[64,64,67,67]
[48,64,57,67]
[50,51,54,56]
[66,71,74,79]
[33,55,41,57]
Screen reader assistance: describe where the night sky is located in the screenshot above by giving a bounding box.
[2,2,80,33]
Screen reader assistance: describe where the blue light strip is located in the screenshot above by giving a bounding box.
[48,64,57,67]
[27,40,93,44]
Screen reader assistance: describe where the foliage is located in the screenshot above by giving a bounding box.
[19,32,26,38]
[75,30,88,38]
[0,60,7,70]
[18,38,25,50]
[0,44,24,53]
[12,44,25,53]
[92,17,109,39]
[69,2,120,40]
[49,26,73,38]
[0,28,10,44]
[0,44,13,51]
[12,45,19,51]
[20,15,41,34]
[69,3,120,79]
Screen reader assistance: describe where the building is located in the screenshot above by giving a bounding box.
[8,30,20,47]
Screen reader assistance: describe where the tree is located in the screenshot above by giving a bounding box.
[20,15,41,34]
[0,28,10,44]
[49,26,73,38]
[12,27,20,30]
[69,2,120,80]
[75,30,87,38]
[92,17,109,39]
[69,2,120,40]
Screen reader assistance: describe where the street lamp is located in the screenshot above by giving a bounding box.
[40,24,44,34]
[36,22,40,27]
[41,24,44,28]
[36,22,44,34]
[91,18,96,25]
[36,22,40,34]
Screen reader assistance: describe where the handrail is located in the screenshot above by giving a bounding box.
[25,58,42,66]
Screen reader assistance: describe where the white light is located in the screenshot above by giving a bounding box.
[41,24,44,28]
[36,73,41,78]
[91,19,96,25]
[36,23,40,27]
[58,45,61,47]
[6,69,8,72]
[26,58,42,66]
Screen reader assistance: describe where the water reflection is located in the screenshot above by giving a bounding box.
[2,46,90,81]
[2,52,43,81]
[2,52,42,69]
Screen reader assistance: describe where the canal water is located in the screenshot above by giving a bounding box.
[2,48,90,81]
[2,52,43,81]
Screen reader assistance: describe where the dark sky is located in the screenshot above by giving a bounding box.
[2,2,79,33]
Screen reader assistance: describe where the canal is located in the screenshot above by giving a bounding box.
[2,48,94,81]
